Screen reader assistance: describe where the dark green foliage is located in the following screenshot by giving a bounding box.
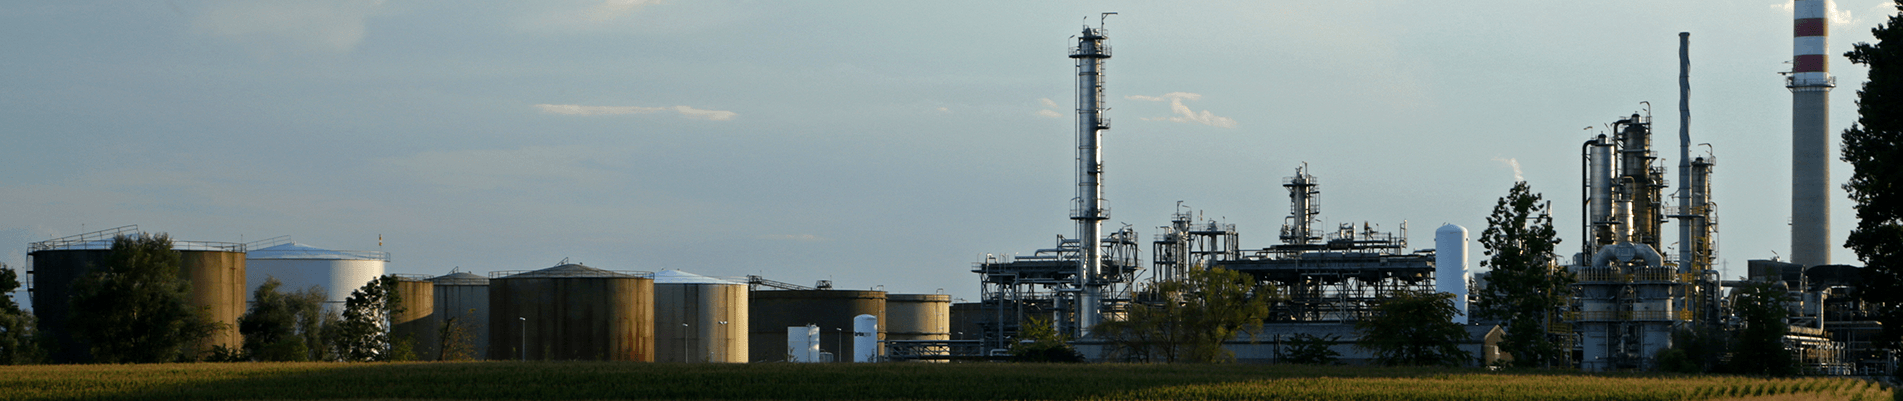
[1474,181,1571,368]
[1094,267,1275,363]
[327,275,404,362]
[239,277,327,362]
[0,263,42,364]
[1660,327,1728,374]
[67,234,218,363]
[1278,333,1340,365]
[1009,316,1084,363]
[1844,1,1903,364]
[437,315,478,361]
[1728,281,1799,376]
[1356,291,1474,367]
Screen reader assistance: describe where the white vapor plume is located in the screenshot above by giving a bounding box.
[1035,98,1064,118]
[1125,92,1237,128]
[1494,157,1525,182]
[534,104,737,121]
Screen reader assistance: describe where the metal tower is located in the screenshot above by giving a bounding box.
[1789,0,1834,267]
[1069,13,1114,337]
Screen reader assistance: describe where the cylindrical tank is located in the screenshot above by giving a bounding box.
[392,277,437,360]
[886,294,950,341]
[749,289,885,362]
[429,271,489,360]
[246,243,387,312]
[178,249,247,357]
[652,270,747,363]
[489,263,653,361]
[852,314,877,363]
[27,238,246,363]
[1434,224,1470,325]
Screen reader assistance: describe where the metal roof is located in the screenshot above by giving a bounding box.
[653,270,742,285]
[429,271,489,286]
[247,243,390,261]
[495,263,651,279]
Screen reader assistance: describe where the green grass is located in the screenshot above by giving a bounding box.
[0,362,1890,401]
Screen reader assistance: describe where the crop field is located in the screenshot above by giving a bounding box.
[0,362,1891,401]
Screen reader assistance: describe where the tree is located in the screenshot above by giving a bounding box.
[1093,267,1275,363]
[327,275,404,362]
[1356,291,1474,367]
[437,315,478,361]
[239,277,327,361]
[0,263,42,364]
[1279,333,1341,365]
[1009,316,1084,362]
[1843,0,1903,365]
[1728,281,1799,376]
[67,233,219,363]
[1474,181,1571,368]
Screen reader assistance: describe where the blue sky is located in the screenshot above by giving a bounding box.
[3,1,1897,310]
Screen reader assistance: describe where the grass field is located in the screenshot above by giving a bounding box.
[0,362,1891,401]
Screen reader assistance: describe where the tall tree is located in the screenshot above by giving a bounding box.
[1093,267,1275,363]
[1474,181,1571,367]
[1728,281,1799,376]
[240,277,328,361]
[67,234,219,363]
[1844,0,1903,359]
[328,275,404,362]
[0,263,42,364]
[1356,290,1473,367]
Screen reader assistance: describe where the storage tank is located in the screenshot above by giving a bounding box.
[749,289,884,362]
[852,314,877,363]
[392,276,437,360]
[25,227,245,363]
[245,241,388,312]
[887,294,950,360]
[489,263,653,361]
[429,270,489,360]
[1435,224,1471,324]
[653,270,747,363]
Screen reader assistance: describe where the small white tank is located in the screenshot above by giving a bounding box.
[852,314,878,363]
[1435,224,1470,324]
[787,325,821,363]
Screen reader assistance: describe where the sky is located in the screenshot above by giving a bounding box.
[3,1,1899,311]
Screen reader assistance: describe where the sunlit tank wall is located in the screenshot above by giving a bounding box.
[393,277,438,360]
[489,264,654,361]
[429,272,489,360]
[245,243,386,312]
[178,250,247,357]
[749,290,885,362]
[28,248,246,363]
[653,271,748,363]
[886,294,950,342]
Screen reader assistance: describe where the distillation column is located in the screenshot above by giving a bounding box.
[1069,16,1112,337]
[1790,0,1833,267]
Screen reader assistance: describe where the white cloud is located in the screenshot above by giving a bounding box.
[535,104,737,121]
[520,0,667,33]
[1493,157,1524,182]
[194,0,387,55]
[377,146,627,191]
[1040,98,1060,108]
[1125,92,1238,128]
[1035,98,1064,118]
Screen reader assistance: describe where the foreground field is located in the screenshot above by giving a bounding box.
[0,362,1891,401]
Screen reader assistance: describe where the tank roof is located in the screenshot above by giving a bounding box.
[248,243,390,261]
[499,263,649,279]
[429,271,490,286]
[654,270,742,285]
[888,293,951,302]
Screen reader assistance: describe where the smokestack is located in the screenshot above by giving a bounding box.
[1069,13,1114,337]
[1678,32,1693,273]
[1789,0,1833,267]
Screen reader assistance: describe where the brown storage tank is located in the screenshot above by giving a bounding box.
[392,276,438,360]
[749,290,884,362]
[26,227,245,363]
[489,263,653,361]
[653,270,748,363]
[429,271,489,360]
[177,247,247,357]
[886,294,950,342]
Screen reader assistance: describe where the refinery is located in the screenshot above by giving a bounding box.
[7,2,1896,376]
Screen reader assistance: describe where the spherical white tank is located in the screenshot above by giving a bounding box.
[852,314,878,363]
[1435,224,1470,324]
[245,243,388,312]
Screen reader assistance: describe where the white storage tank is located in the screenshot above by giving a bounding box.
[852,314,878,363]
[245,241,388,311]
[787,325,821,363]
[1434,224,1470,324]
[653,270,748,363]
[429,270,489,360]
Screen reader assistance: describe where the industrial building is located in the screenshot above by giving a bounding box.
[488,262,655,361]
[25,225,247,363]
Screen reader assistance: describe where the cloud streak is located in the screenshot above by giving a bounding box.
[535,104,737,121]
[1125,92,1237,128]
[194,0,388,55]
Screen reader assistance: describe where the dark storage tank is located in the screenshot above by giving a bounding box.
[653,270,748,363]
[393,276,438,360]
[489,263,653,361]
[749,290,884,362]
[26,227,245,363]
[430,271,489,360]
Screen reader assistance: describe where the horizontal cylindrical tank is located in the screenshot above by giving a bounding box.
[653,270,748,363]
[489,263,653,361]
[393,277,438,360]
[749,289,885,362]
[28,240,246,363]
[245,243,388,312]
[430,271,489,360]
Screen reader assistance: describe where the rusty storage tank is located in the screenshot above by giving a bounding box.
[653,270,747,363]
[489,263,653,361]
[429,270,489,360]
[392,276,438,360]
[245,239,388,313]
[749,289,884,362]
[25,226,245,363]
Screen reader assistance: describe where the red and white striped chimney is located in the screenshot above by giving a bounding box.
[1792,0,1832,86]
[1789,0,1834,267]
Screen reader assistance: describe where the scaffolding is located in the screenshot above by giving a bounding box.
[971,227,1141,349]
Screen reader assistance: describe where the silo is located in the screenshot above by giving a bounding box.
[25,227,245,363]
[429,271,489,360]
[245,242,388,312]
[653,270,747,363]
[1435,224,1471,324]
[392,276,437,360]
[489,263,653,361]
[749,290,884,362]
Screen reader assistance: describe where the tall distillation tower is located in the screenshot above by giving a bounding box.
[1789,0,1834,267]
[1069,13,1114,336]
